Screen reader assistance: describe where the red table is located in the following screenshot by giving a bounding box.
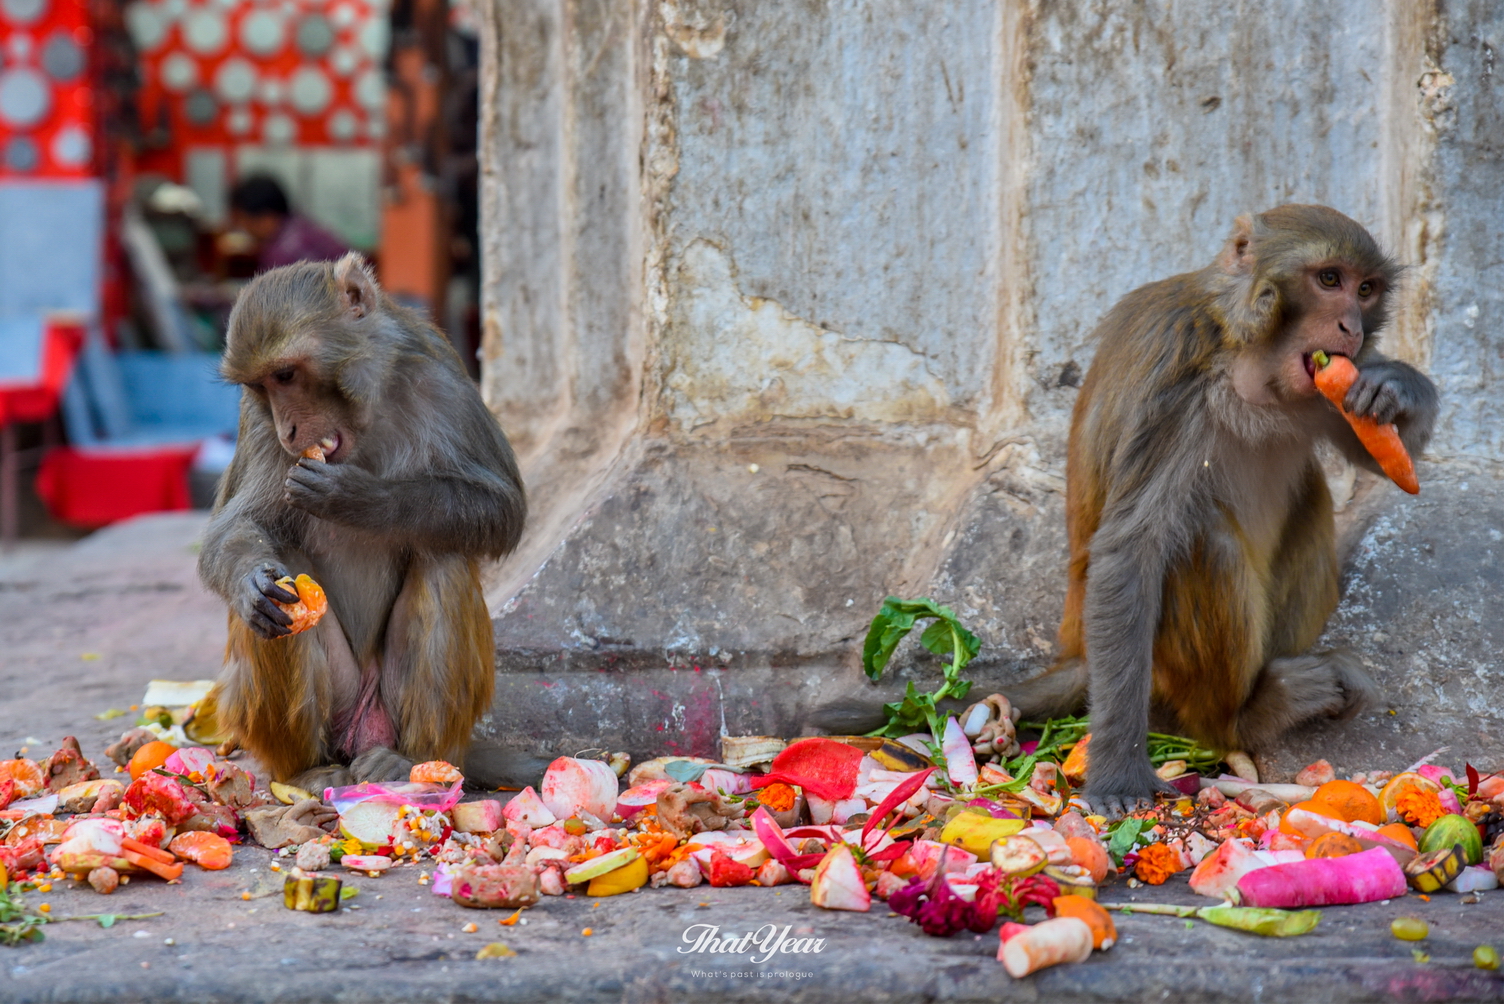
[0,320,84,547]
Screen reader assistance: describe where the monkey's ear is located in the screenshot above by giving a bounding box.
[334,252,381,319]
[1217,215,1256,275]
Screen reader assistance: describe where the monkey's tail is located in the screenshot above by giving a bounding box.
[998,658,1089,721]
[462,742,554,791]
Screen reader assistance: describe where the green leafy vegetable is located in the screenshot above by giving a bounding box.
[1107,817,1149,865]
[0,884,46,946]
[861,597,980,742]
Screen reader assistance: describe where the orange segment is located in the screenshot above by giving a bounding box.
[1305,832,1363,859]
[1309,779,1383,826]
[128,741,177,782]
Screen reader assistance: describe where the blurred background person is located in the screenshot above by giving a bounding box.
[229,175,350,273]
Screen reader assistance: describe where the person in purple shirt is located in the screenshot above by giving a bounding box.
[228,175,350,272]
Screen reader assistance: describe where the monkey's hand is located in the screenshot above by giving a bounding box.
[1344,359,1439,427]
[283,456,384,523]
[1081,762,1178,821]
[237,563,297,639]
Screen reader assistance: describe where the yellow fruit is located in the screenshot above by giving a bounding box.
[586,856,649,897]
[939,811,1027,856]
[1378,772,1443,824]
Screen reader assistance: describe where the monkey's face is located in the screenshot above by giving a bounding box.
[1287,262,1385,390]
[250,361,355,461]
[1235,262,1386,407]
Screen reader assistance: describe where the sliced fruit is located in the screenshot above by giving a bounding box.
[868,738,934,772]
[563,846,639,884]
[0,758,45,799]
[410,761,463,785]
[1061,735,1092,786]
[1066,837,1111,885]
[940,811,1026,856]
[168,831,233,869]
[128,741,176,782]
[338,800,403,850]
[1278,800,1342,835]
[809,844,870,912]
[1304,832,1364,859]
[1405,845,1466,893]
[587,856,649,897]
[990,835,1049,877]
[1378,772,1443,823]
[342,854,393,872]
[270,781,315,805]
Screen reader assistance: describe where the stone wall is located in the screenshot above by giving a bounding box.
[474,1,1503,776]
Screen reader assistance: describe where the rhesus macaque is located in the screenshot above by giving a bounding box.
[1002,204,1437,815]
[805,205,1437,818]
[199,253,542,790]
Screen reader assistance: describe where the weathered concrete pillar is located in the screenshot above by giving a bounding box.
[476,1,1503,777]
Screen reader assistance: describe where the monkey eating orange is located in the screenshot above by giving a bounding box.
[271,574,328,636]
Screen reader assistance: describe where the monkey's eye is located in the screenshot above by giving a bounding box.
[272,368,296,385]
[1358,280,1374,297]
[1318,269,1340,288]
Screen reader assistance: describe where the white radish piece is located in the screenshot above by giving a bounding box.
[943,716,978,787]
[540,758,619,821]
[501,786,557,828]
[962,702,993,737]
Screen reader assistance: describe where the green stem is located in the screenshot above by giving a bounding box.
[1096,903,1199,918]
[53,912,164,924]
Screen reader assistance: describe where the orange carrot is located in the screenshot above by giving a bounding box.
[1311,351,1419,494]
[122,849,184,881]
[121,836,176,865]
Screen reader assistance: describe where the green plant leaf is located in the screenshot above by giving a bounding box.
[96,915,116,929]
[1107,818,1148,864]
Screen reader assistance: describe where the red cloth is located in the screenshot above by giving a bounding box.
[0,321,83,425]
[35,445,197,528]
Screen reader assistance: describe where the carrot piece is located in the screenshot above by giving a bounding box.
[1311,351,1419,494]
[121,836,176,865]
[122,849,185,881]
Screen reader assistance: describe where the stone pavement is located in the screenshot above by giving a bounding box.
[1,515,1502,1003]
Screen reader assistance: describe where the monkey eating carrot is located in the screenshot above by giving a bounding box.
[807,205,1439,818]
[199,253,545,791]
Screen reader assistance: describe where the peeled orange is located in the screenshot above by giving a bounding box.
[128,740,177,781]
[274,574,328,635]
[1309,779,1383,826]
[0,759,45,798]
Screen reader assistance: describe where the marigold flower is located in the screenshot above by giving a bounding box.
[1132,843,1183,885]
[1395,789,1446,828]
[758,783,797,813]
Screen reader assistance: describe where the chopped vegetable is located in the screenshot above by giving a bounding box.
[1052,895,1116,949]
[167,832,232,870]
[1237,847,1406,908]
[809,844,870,913]
[1311,351,1419,493]
[999,917,1093,977]
[283,874,342,912]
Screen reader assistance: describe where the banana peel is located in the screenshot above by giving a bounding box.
[1405,845,1466,893]
[284,874,342,912]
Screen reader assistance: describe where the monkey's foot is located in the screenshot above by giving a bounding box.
[1082,776,1179,821]
[350,746,414,783]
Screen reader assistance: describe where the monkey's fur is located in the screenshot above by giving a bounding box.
[812,206,1438,817]
[199,254,545,791]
